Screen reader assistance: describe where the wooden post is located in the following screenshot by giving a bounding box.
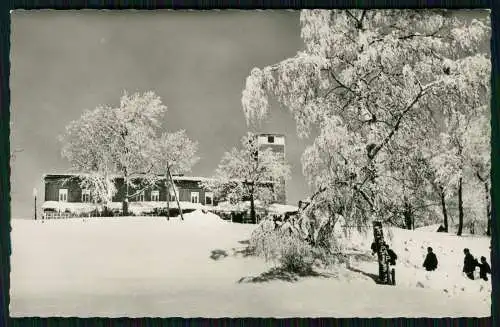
[165,173,170,221]
[33,188,38,220]
[373,221,391,285]
[167,170,184,221]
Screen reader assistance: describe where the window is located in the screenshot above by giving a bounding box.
[58,189,68,202]
[268,135,275,143]
[205,192,213,206]
[81,189,91,203]
[190,192,199,204]
[137,191,145,202]
[151,190,160,202]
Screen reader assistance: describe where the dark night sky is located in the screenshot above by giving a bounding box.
[10,10,313,218]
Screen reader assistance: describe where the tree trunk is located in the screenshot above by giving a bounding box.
[476,172,491,236]
[250,191,256,224]
[403,202,412,230]
[122,169,129,216]
[121,129,130,217]
[457,177,464,236]
[484,181,491,236]
[372,221,391,285]
[167,169,183,221]
[439,188,449,232]
[165,174,170,220]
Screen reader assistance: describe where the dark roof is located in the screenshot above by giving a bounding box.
[257,133,285,137]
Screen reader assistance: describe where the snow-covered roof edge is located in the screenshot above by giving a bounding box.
[42,173,215,183]
[42,173,277,185]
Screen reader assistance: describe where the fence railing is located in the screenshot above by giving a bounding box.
[42,211,168,220]
[43,212,78,220]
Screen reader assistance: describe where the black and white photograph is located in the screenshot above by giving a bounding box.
[9,9,492,317]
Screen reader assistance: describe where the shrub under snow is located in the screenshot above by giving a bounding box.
[250,229,316,274]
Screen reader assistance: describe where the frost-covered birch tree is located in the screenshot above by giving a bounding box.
[149,130,199,219]
[242,10,490,232]
[204,132,291,223]
[61,91,169,215]
[430,55,490,236]
[431,107,491,236]
[60,105,118,209]
[421,139,455,233]
[112,91,168,215]
[464,114,491,235]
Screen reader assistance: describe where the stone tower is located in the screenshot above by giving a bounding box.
[256,133,286,204]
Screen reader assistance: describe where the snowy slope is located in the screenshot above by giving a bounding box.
[10,214,491,317]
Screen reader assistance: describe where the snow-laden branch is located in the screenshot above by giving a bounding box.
[242,9,490,227]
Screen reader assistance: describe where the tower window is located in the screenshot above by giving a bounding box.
[268,136,274,143]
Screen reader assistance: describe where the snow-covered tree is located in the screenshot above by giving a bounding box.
[204,132,291,223]
[431,106,491,236]
[242,10,489,232]
[377,148,437,230]
[421,138,455,232]
[429,51,490,236]
[60,91,170,215]
[463,113,491,235]
[111,91,168,215]
[60,105,118,207]
[149,130,200,219]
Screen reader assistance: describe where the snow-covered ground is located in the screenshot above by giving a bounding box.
[343,226,491,302]
[10,212,491,317]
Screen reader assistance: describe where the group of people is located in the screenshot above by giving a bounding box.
[423,247,491,281]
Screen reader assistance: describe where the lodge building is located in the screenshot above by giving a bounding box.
[41,133,287,217]
[43,174,215,206]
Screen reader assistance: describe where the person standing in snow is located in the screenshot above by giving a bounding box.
[462,248,479,280]
[478,256,491,281]
[423,247,438,271]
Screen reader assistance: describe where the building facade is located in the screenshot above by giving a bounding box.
[256,133,286,204]
[43,174,215,211]
[41,133,287,217]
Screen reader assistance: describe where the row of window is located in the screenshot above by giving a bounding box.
[57,189,214,205]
